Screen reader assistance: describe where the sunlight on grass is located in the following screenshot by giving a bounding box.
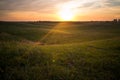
[40,22,71,43]
[0,22,120,80]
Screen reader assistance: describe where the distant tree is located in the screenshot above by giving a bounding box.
[118,19,120,23]
[113,19,117,23]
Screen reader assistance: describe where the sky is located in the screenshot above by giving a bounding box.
[0,0,120,21]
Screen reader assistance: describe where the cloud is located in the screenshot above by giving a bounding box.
[0,0,120,12]
[0,0,52,11]
[105,0,120,7]
[0,0,71,11]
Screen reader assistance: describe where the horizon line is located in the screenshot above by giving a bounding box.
[0,19,119,22]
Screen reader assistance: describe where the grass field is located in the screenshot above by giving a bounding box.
[0,21,120,80]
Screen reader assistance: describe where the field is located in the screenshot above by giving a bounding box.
[0,21,120,80]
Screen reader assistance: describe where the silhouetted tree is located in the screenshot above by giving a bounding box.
[113,19,117,23]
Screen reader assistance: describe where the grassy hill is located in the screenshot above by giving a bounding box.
[0,22,120,80]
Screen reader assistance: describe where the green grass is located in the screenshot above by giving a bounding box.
[0,22,120,80]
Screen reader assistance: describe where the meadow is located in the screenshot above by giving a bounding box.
[0,21,120,80]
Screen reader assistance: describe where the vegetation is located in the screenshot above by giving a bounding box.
[0,22,120,80]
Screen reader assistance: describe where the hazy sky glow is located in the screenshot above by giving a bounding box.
[0,0,120,21]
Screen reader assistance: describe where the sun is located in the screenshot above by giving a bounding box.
[59,9,74,21]
[57,1,78,21]
[59,9,75,21]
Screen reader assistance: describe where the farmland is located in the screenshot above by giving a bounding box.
[0,21,120,80]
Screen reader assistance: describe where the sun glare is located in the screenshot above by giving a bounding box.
[58,1,77,21]
[59,9,75,21]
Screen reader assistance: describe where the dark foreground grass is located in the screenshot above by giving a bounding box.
[0,22,120,80]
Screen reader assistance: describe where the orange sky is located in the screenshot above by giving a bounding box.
[0,0,120,21]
